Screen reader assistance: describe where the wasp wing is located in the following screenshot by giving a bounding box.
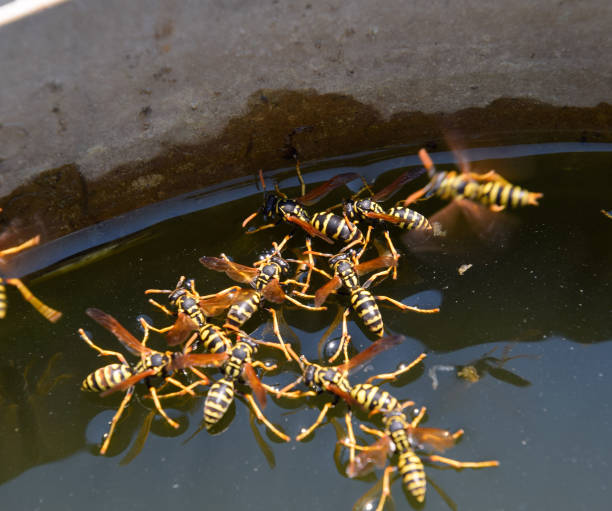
[199,256,259,284]
[296,173,361,206]
[86,308,149,356]
[314,275,342,307]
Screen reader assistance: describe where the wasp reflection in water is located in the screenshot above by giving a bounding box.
[0,353,74,482]
[428,344,537,390]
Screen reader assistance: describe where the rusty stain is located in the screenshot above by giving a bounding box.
[1,90,612,244]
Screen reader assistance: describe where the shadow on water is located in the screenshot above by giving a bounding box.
[0,143,610,510]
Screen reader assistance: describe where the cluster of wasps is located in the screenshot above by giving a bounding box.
[77,148,542,509]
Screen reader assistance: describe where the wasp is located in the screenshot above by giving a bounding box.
[342,406,499,508]
[199,239,326,358]
[242,159,365,243]
[270,334,410,441]
[191,335,290,442]
[0,210,62,322]
[342,168,432,276]
[404,148,543,211]
[144,276,233,354]
[79,307,226,454]
[302,250,438,356]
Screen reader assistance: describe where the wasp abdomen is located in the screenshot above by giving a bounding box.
[82,364,134,393]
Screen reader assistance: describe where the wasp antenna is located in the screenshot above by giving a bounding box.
[258,169,266,190]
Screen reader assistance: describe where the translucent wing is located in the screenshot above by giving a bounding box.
[165,312,198,346]
[86,307,149,356]
[243,363,267,409]
[198,288,256,317]
[261,279,286,304]
[314,275,342,307]
[338,334,405,373]
[346,435,393,478]
[285,215,334,244]
[406,425,457,452]
[199,256,259,284]
[296,173,361,206]
[354,255,397,276]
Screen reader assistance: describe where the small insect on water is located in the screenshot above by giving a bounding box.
[79,308,226,455]
[404,148,543,211]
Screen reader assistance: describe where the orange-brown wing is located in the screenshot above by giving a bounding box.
[371,168,427,202]
[354,255,397,276]
[406,425,457,452]
[243,363,267,409]
[86,308,149,356]
[198,288,256,317]
[314,275,342,307]
[363,210,408,225]
[172,352,229,371]
[199,256,259,284]
[326,383,361,408]
[296,172,361,206]
[100,368,158,397]
[165,312,198,346]
[261,279,286,304]
[338,334,405,373]
[285,215,334,244]
[346,435,392,478]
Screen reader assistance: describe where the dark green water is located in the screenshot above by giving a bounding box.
[1,143,611,510]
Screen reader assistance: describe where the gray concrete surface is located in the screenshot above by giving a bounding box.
[0,0,611,233]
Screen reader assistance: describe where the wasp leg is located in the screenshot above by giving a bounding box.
[245,222,279,234]
[267,308,292,361]
[362,267,394,290]
[198,285,243,300]
[328,308,351,363]
[296,159,306,198]
[403,185,429,206]
[6,278,62,323]
[153,378,209,399]
[356,225,373,260]
[284,294,327,311]
[344,411,356,465]
[365,353,426,385]
[425,454,500,469]
[100,386,135,455]
[78,328,129,365]
[148,386,180,429]
[147,298,176,317]
[383,231,400,279]
[467,170,512,186]
[0,235,40,256]
[243,393,290,442]
[295,401,334,441]
[375,294,440,314]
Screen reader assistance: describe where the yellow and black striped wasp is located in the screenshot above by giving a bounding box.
[404,148,543,211]
[269,334,410,442]
[341,406,499,509]
[300,250,438,357]
[0,209,62,322]
[242,163,365,246]
[144,276,233,354]
[341,168,432,278]
[199,239,326,358]
[79,307,226,454]
[197,334,290,442]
